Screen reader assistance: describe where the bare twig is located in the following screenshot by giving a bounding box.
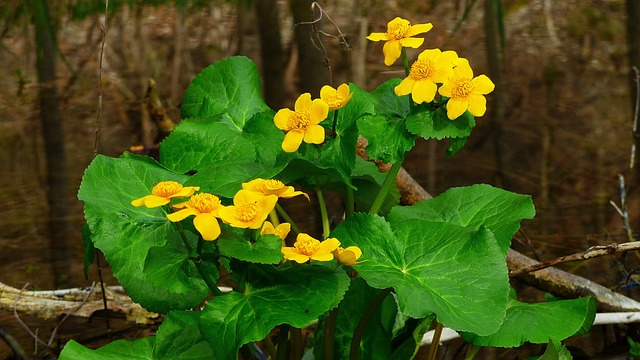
[630,66,640,173]
[0,325,28,360]
[12,284,48,352]
[509,241,640,277]
[44,282,96,353]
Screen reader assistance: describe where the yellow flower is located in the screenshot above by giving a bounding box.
[218,190,278,229]
[281,234,341,263]
[274,93,328,153]
[394,49,458,104]
[320,84,353,111]
[131,181,199,208]
[261,221,291,243]
[166,193,223,241]
[333,246,363,266]
[438,58,495,120]
[366,17,433,66]
[242,178,309,200]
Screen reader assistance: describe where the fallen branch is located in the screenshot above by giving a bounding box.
[0,282,159,324]
[509,242,640,277]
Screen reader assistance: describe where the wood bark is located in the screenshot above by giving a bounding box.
[255,0,285,109]
[31,0,70,288]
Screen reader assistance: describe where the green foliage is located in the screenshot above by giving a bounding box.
[70,54,595,359]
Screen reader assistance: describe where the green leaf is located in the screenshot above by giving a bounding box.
[446,137,467,156]
[462,296,596,347]
[59,310,215,360]
[537,339,574,360]
[199,264,350,359]
[154,311,216,359]
[59,338,155,360]
[388,184,535,254]
[314,277,397,360]
[390,316,434,360]
[181,56,271,127]
[405,106,475,141]
[78,154,215,313]
[218,234,284,264]
[358,79,416,163]
[331,214,509,335]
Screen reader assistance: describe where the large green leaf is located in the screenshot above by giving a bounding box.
[462,295,596,347]
[331,214,509,335]
[181,56,271,127]
[358,79,416,163]
[217,234,283,264]
[537,339,574,360]
[59,310,215,360]
[405,105,475,141]
[199,264,350,359]
[78,154,216,313]
[60,338,155,360]
[314,277,397,360]
[388,184,535,254]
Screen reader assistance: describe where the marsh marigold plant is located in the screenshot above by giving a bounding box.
[367,17,433,66]
[274,93,328,152]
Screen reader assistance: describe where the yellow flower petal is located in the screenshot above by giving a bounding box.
[318,238,341,253]
[309,99,329,124]
[334,246,363,266]
[446,98,469,120]
[394,77,416,96]
[383,40,403,66]
[411,79,438,104]
[282,130,305,152]
[143,195,171,208]
[472,75,495,94]
[281,248,310,263]
[131,196,147,207]
[438,81,454,97]
[311,252,334,262]
[294,93,312,112]
[193,213,221,241]
[405,23,433,37]
[167,208,198,222]
[466,94,487,117]
[303,125,325,144]
[366,32,389,41]
[399,37,424,49]
[453,58,473,78]
[337,83,352,100]
[274,108,294,131]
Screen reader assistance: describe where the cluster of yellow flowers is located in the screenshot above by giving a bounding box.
[367,17,495,120]
[274,84,352,153]
[131,180,362,266]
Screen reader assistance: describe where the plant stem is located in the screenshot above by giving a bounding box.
[269,208,281,226]
[349,288,392,360]
[332,110,339,135]
[290,327,303,359]
[323,308,339,360]
[401,47,411,77]
[276,324,290,360]
[263,335,277,359]
[276,203,302,234]
[368,158,404,215]
[175,223,223,296]
[316,187,331,239]
[426,321,444,360]
[464,344,480,360]
[345,186,354,218]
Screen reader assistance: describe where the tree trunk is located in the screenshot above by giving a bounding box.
[289,0,330,95]
[32,0,69,287]
[255,0,285,109]
[484,0,509,189]
[626,0,640,182]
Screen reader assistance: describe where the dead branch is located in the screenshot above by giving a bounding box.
[509,241,640,277]
[0,281,159,325]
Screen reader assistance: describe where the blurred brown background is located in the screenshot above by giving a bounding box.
[0,0,639,358]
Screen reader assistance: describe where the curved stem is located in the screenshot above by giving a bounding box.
[316,187,331,239]
[464,344,480,360]
[368,158,404,215]
[276,203,302,234]
[345,186,354,218]
[426,321,444,360]
[349,288,392,360]
[175,223,223,296]
[269,208,280,226]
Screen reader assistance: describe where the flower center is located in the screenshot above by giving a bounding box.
[325,94,344,108]
[410,58,433,79]
[263,179,285,191]
[152,181,183,197]
[388,18,411,40]
[237,202,259,222]
[295,237,321,256]
[289,111,311,130]
[452,79,474,98]
[188,193,221,213]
